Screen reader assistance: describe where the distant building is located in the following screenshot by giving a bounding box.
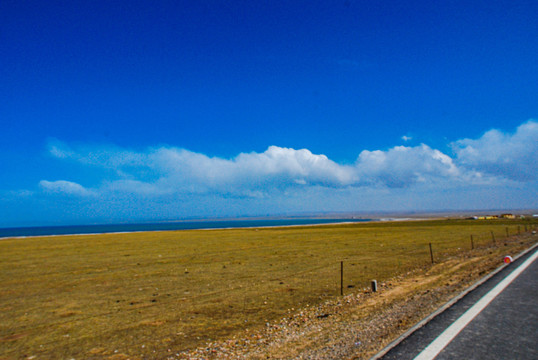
[500,214,515,219]
[476,215,498,220]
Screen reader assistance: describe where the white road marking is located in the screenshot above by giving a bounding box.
[414,249,538,360]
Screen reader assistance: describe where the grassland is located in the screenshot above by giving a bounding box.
[1,218,536,359]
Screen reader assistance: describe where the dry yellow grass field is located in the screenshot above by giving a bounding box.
[0,219,536,359]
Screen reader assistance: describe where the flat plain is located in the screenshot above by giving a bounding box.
[1,218,536,359]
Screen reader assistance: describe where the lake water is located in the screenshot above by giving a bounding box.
[0,218,372,238]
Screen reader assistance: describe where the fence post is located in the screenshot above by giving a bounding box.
[340,261,344,296]
[471,235,474,250]
[491,231,496,245]
[429,243,434,264]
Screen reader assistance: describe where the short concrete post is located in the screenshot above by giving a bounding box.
[371,280,377,292]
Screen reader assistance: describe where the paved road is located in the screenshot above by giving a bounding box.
[379,247,538,360]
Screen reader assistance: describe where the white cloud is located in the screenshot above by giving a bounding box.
[45,144,360,196]
[401,135,412,142]
[6,120,533,226]
[232,146,357,187]
[452,120,538,181]
[41,143,468,197]
[40,120,537,200]
[356,144,464,188]
[154,145,354,187]
[49,143,75,159]
[39,180,94,196]
[47,139,148,179]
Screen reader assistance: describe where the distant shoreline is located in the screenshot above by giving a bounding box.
[2,209,534,239]
[0,218,378,240]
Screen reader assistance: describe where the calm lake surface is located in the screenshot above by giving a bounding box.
[0,218,372,238]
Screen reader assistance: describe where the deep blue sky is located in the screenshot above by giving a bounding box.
[1,1,537,226]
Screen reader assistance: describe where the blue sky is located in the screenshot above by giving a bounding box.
[1,1,537,227]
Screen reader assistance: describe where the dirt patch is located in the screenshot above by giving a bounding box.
[0,332,30,342]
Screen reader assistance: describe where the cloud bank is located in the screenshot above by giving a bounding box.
[451,120,538,181]
[41,120,537,200]
[3,119,528,226]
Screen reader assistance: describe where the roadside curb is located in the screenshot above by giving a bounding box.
[369,240,538,360]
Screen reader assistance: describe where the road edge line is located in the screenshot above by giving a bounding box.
[414,247,538,359]
[369,240,538,360]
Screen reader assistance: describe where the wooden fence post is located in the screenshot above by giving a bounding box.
[340,261,343,296]
[429,243,434,264]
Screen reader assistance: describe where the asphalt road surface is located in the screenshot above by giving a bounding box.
[378,247,538,360]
